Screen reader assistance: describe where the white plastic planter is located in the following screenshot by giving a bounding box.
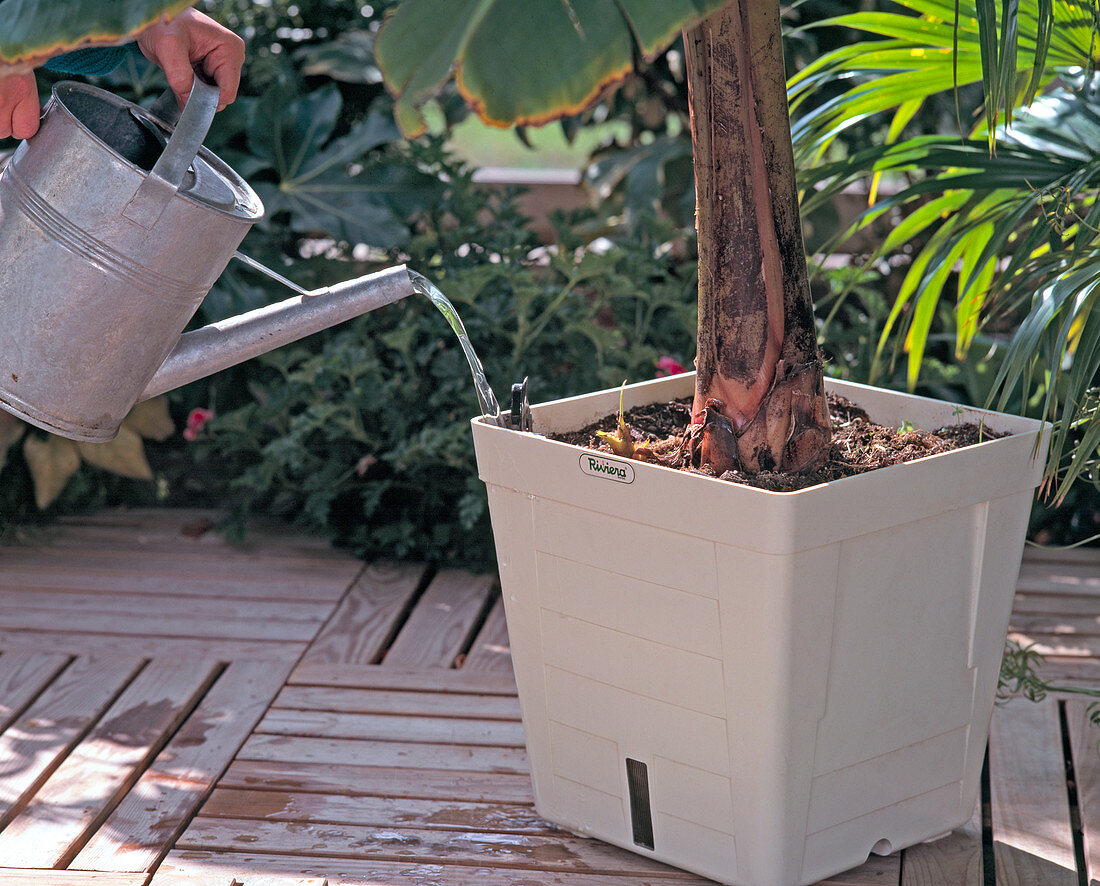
[471,373,1048,886]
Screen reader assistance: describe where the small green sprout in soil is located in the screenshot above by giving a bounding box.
[552,393,1006,493]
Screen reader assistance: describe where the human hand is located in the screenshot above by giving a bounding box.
[136,8,245,112]
[0,71,41,140]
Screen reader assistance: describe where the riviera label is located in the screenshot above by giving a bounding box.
[579,453,635,484]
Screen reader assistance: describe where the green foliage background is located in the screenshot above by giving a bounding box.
[0,0,698,567]
[196,148,696,569]
[1,0,1096,557]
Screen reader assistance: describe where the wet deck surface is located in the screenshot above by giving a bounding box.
[0,508,1096,886]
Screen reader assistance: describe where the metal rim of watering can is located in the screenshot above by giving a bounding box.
[121,75,229,227]
[48,80,263,223]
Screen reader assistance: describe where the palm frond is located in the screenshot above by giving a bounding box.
[801,82,1100,492]
[791,0,1095,161]
[792,0,1100,494]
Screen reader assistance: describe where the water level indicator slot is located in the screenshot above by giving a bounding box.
[626,757,655,850]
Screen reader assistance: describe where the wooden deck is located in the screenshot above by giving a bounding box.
[0,508,1096,886]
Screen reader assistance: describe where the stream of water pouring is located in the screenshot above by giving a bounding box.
[229,255,504,425]
[410,270,504,425]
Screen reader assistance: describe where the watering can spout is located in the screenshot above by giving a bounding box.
[139,264,416,402]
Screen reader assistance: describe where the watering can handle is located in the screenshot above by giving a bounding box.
[122,76,220,229]
[148,76,219,188]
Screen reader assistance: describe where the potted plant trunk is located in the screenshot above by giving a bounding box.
[374,2,1052,884]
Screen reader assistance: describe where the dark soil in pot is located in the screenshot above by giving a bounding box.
[551,393,1005,493]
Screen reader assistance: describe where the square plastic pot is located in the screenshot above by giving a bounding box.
[470,374,1048,886]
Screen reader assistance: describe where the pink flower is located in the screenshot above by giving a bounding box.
[182,407,214,441]
[655,356,686,378]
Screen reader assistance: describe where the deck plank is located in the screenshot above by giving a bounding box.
[271,684,521,719]
[237,733,529,773]
[1012,592,1100,615]
[1066,699,1100,886]
[463,598,515,673]
[200,786,552,833]
[288,662,517,694]
[157,878,326,886]
[0,872,149,885]
[1016,563,1100,591]
[256,708,527,746]
[152,871,326,886]
[382,570,495,669]
[0,657,221,868]
[0,655,146,827]
[0,650,72,732]
[0,605,323,643]
[1026,655,1100,692]
[819,857,901,884]
[296,564,424,667]
[0,631,305,662]
[73,659,294,873]
[0,566,349,601]
[218,760,536,804]
[1006,631,1100,658]
[0,588,332,624]
[988,700,1078,886]
[899,803,982,885]
[0,546,357,582]
[1009,613,1100,639]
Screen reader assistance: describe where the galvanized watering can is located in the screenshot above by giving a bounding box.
[0,77,415,442]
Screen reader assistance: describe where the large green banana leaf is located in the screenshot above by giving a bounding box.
[0,0,196,71]
[374,0,728,136]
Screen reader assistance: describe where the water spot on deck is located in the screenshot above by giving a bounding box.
[99,699,177,746]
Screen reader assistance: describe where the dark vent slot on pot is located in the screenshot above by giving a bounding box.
[626,757,655,850]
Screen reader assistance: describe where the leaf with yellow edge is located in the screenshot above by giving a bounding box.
[76,426,154,480]
[955,222,996,359]
[0,412,25,473]
[871,97,925,203]
[23,434,81,510]
[122,397,175,441]
[0,0,196,72]
[375,0,729,136]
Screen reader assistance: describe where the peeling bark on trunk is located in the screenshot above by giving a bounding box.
[683,1,830,474]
